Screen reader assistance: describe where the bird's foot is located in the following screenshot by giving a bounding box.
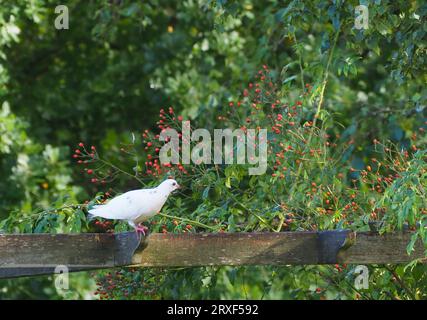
[135,224,148,237]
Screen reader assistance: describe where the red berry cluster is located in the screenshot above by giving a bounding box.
[93,220,114,233]
[149,218,193,234]
[72,142,109,185]
[333,263,348,273]
[94,269,158,300]
[142,107,189,177]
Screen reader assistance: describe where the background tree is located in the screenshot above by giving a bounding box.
[0,0,426,299]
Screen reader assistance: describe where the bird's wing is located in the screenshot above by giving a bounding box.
[88,189,152,220]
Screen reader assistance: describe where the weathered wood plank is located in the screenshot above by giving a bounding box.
[338,232,426,264]
[0,232,140,278]
[133,231,346,266]
[0,231,425,279]
[133,231,425,267]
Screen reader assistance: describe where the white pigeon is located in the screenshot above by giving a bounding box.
[88,179,180,235]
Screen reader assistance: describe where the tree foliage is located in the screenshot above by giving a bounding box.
[0,0,426,299]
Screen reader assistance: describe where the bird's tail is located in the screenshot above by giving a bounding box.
[87,205,102,221]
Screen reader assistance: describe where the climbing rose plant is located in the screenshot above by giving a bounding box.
[87,67,425,299]
[1,67,426,300]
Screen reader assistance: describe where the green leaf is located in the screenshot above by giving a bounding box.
[202,186,210,200]
[406,232,419,255]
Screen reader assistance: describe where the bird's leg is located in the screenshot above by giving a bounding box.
[136,223,148,235]
[135,225,146,236]
[128,221,145,239]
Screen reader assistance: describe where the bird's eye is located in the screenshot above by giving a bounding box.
[172,182,176,186]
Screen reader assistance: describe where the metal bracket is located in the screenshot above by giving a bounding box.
[113,232,148,266]
[317,230,356,264]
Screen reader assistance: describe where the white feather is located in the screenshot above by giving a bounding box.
[88,179,179,227]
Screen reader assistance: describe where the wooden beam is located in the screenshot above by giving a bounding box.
[132,231,425,266]
[0,231,425,279]
[0,232,140,278]
[338,232,426,264]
